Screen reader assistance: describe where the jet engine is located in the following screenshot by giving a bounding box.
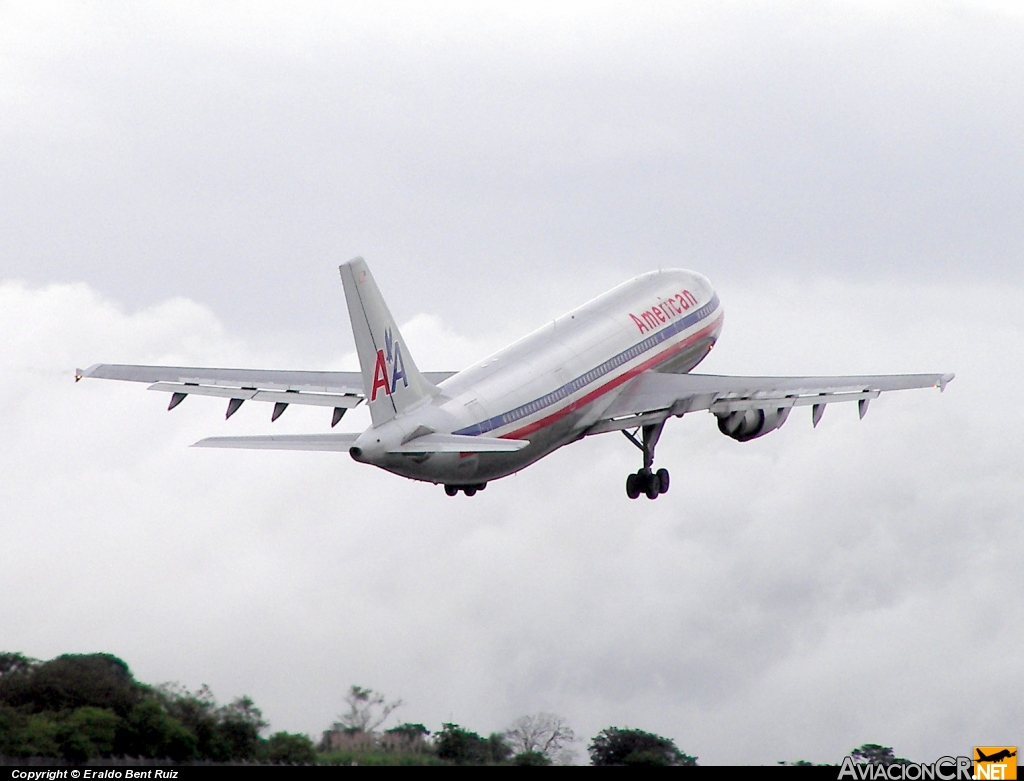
[716,406,791,442]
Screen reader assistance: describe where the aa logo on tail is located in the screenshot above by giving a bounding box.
[370,327,408,401]
[974,747,1017,780]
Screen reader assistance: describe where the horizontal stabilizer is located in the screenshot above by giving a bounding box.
[192,434,359,451]
[193,432,528,453]
[388,434,529,454]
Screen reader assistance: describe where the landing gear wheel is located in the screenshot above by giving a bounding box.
[644,472,660,500]
[444,485,458,496]
[656,468,670,494]
[626,473,640,499]
[464,487,477,497]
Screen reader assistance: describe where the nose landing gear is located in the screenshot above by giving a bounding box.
[622,421,670,500]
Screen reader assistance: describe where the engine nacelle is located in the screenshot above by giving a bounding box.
[716,406,791,442]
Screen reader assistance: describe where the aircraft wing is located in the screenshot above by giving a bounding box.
[75,363,457,423]
[587,371,955,434]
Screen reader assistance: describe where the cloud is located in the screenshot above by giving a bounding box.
[1,1,1022,342]
[1,274,1020,764]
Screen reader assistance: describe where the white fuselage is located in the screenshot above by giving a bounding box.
[351,270,724,484]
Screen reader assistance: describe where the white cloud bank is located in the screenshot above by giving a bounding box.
[3,1,1023,339]
[1,276,1021,765]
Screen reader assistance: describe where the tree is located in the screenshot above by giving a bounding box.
[852,744,911,765]
[57,706,122,761]
[336,685,402,734]
[513,750,552,766]
[434,723,511,765]
[20,713,60,757]
[157,683,264,761]
[385,723,430,741]
[487,732,513,764]
[0,706,60,758]
[158,683,226,760]
[117,695,197,760]
[215,696,267,760]
[588,727,697,766]
[504,713,577,764]
[261,732,317,764]
[0,651,285,763]
[0,653,37,680]
[0,654,139,717]
[435,723,487,764]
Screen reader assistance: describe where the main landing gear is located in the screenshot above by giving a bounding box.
[626,468,670,500]
[444,483,487,497]
[623,421,670,500]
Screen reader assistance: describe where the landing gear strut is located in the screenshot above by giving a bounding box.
[444,482,487,497]
[622,421,670,500]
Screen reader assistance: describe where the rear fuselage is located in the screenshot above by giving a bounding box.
[353,270,724,484]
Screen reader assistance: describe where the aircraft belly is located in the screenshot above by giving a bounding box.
[375,410,586,485]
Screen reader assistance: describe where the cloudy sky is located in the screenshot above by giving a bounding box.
[2,0,1022,765]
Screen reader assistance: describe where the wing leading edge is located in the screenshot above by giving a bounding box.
[588,371,954,434]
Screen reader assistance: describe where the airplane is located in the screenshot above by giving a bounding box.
[976,750,1016,763]
[76,257,954,499]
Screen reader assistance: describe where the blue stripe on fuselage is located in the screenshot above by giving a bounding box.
[453,294,720,437]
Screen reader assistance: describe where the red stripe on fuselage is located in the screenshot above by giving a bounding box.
[501,310,724,441]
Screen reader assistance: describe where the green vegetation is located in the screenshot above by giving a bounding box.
[588,727,698,766]
[852,744,912,765]
[779,744,913,767]
[0,650,912,766]
[433,723,512,765]
[0,652,305,763]
[512,750,552,766]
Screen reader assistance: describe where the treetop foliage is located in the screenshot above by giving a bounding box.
[588,727,698,766]
[0,653,35,679]
[384,722,430,741]
[0,651,307,763]
[434,723,512,765]
[780,744,913,767]
[512,750,553,766]
[0,653,139,717]
[1,652,914,766]
[852,744,912,765]
[262,731,317,765]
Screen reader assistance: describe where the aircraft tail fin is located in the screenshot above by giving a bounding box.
[340,257,437,426]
